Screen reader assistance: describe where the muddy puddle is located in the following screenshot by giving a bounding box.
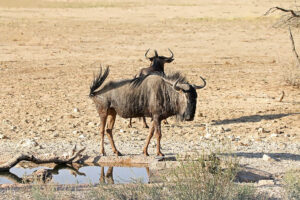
[0,164,149,185]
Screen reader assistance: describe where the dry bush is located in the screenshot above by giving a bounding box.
[284,67,300,87]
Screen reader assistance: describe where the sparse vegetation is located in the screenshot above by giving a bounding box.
[284,66,300,87]
[283,170,300,200]
[85,154,258,200]
[31,184,56,200]
[2,154,261,200]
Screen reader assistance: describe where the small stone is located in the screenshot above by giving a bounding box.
[262,154,275,162]
[43,118,50,122]
[0,134,8,139]
[73,108,79,113]
[270,133,278,138]
[18,139,39,148]
[258,127,265,133]
[72,130,78,134]
[79,134,85,139]
[204,133,211,139]
[120,129,125,133]
[53,133,59,137]
[88,122,94,127]
[228,135,235,141]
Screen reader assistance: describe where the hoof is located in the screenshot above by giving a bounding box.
[115,151,123,156]
[157,152,165,157]
[100,152,106,156]
[162,120,168,125]
[127,124,132,128]
[143,151,149,156]
[143,125,149,129]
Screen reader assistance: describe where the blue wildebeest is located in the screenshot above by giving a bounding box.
[128,48,174,128]
[89,66,206,156]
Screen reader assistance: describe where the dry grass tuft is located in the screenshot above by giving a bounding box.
[284,66,300,88]
[283,170,300,200]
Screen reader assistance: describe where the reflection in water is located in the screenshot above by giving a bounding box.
[100,166,114,184]
[0,164,150,185]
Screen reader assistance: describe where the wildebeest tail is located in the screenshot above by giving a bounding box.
[89,66,109,97]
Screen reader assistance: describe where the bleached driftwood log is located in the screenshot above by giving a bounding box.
[0,146,85,172]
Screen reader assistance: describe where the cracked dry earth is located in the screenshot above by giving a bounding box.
[0,0,299,199]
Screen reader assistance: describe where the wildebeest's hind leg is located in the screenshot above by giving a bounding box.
[106,108,122,156]
[143,122,155,156]
[99,114,107,156]
[153,118,164,157]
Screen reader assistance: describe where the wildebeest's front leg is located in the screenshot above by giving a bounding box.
[143,123,155,156]
[142,117,149,128]
[106,108,122,156]
[128,118,133,128]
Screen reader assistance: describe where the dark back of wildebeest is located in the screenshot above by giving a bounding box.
[91,73,197,121]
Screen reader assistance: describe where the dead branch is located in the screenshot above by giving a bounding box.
[264,7,300,17]
[264,6,300,28]
[0,147,85,172]
[289,27,300,68]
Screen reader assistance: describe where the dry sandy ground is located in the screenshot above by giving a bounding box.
[0,0,300,198]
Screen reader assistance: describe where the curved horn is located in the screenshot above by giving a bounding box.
[167,48,174,60]
[162,78,181,91]
[145,49,150,59]
[173,79,181,91]
[192,76,206,89]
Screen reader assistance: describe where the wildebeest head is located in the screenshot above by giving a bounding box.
[164,75,206,121]
[145,48,174,65]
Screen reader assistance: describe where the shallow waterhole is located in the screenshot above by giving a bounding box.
[0,164,149,185]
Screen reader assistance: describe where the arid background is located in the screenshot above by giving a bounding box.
[0,0,299,198]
